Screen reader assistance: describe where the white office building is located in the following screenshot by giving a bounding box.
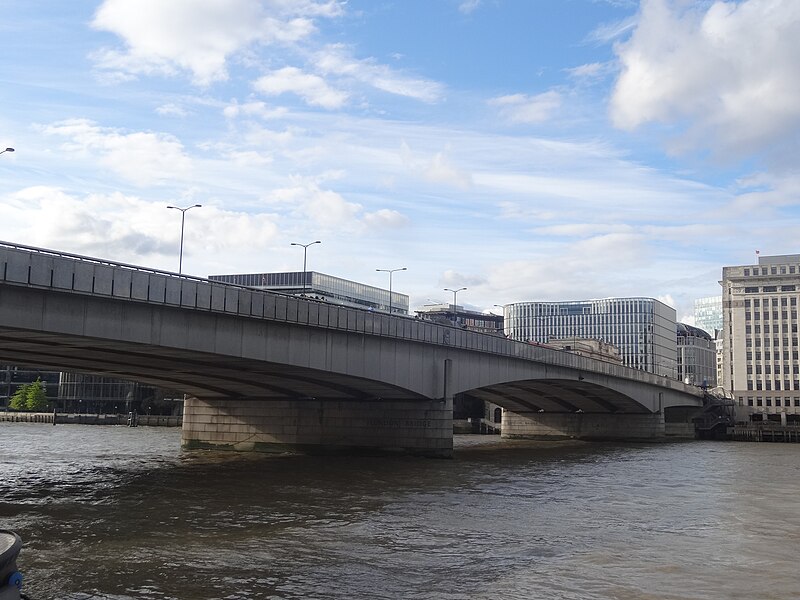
[504,298,678,378]
[722,254,800,417]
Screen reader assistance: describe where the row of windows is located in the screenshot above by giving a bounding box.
[745,351,800,360]
[743,265,799,276]
[744,297,797,307]
[744,311,798,320]
[747,365,800,374]
[746,380,799,391]
[746,324,797,333]
[743,396,800,407]
[744,338,798,347]
[744,285,797,293]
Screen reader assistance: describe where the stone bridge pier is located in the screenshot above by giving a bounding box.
[182,396,454,457]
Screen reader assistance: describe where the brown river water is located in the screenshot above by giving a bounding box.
[1,423,799,599]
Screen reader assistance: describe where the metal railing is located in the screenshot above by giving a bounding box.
[0,240,700,394]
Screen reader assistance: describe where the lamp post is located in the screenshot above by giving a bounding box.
[444,287,466,324]
[290,240,321,293]
[376,267,406,314]
[166,204,202,274]
[0,148,14,155]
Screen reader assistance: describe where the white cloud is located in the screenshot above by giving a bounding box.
[314,44,445,102]
[222,100,288,120]
[400,141,472,189]
[268,179,409,232]
[459,0,482,14]
[611,0,800,161]
[38,119,191,186]
[0,186,280,268]
[253,66,349,109]
[488,90,562,124]
[155,103,188,117]
[90,0,342,85]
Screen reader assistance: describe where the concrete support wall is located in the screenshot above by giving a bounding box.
[501,411,665,441]
[182,396,454,458]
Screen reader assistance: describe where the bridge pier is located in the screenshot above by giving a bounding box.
[501,411,665,441]
[181,396,454,458]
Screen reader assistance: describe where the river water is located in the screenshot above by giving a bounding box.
[1,423,798,600]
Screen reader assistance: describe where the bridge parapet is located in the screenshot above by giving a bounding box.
[0,241,700,399]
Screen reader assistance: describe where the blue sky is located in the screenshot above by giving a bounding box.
[1,0,799,323]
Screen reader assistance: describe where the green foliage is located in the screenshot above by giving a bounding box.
[26,379,49,411]
[7,379,49,412]
[9,383,29,410]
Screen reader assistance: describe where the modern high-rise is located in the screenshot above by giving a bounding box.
[504,298,678,378]
[694,296,722,336]
[722,254,800,416]
[209,271,409,315]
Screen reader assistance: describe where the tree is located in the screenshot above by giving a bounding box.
[9,383,29,410]
[26,379,49,412]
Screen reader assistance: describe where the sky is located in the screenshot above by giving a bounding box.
[1,0,799,323]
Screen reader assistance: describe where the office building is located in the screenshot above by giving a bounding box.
[504,298,678,378]
[415,304,504,335]
[722,254,800,416]
[676,323,716,387]
[209,271,409,315]
[694,296,722,336]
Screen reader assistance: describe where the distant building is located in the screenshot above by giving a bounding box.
[546,337,623,365]
[504,298,678,378]
[414,304,504,335]
[694,296,722,336]
[722,253,800,417]
[209,271,409,315]
[676,323,716,387]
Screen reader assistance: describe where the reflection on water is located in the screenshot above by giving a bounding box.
[2,423,799,599]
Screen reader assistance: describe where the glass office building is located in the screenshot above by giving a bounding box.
[208,271,410,315]
[504,298,678,378]
[694,296,723,336]
[677,323,716,387]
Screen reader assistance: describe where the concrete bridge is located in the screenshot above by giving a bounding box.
[0,242,703,457]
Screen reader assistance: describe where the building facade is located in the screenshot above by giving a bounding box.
[504,298,678,378]
[676,323,716,387]
[693,296,723,336]
[209,271,409,315]
[414,304,504,335]
[545,337,623,365]
[722,254,800,416]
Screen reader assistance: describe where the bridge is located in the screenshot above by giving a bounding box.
[0,242,703,457]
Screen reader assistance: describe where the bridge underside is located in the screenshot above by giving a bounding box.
[0,326,453,457]
[0,327,425,402]
[461,379,649,415]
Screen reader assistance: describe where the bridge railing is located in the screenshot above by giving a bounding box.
[0,240,695,392]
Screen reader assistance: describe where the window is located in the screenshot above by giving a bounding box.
[776,397,782,406]
[744,269,750,276]
[745,287,759,293]
[757,397,763,406]
[748,397,754,406]
[795,398,800,406]
[766,397,773,405]
[783,285,796,292]
[763,286,777,292]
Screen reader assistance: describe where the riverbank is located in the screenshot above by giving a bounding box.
[0,411,182,426]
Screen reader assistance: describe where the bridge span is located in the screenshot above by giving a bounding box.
[0,242,704,456]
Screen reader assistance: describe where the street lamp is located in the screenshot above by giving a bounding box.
[444,287,466,324]
[290,240,321,293]
[166,204,202,274]
[0,148,14,155]
[376,267,406,314]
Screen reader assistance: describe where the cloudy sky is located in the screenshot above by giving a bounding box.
[1,0,799,322]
